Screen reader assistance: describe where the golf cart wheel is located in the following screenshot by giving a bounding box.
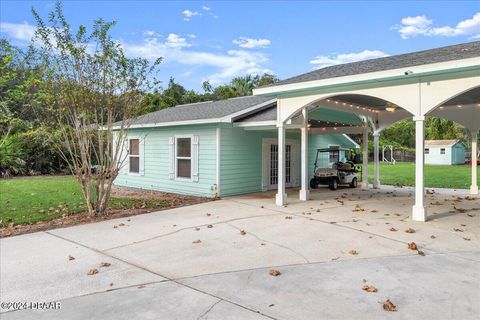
[310,178,318,189]
[329,178,338,190]
[350,177,358,188]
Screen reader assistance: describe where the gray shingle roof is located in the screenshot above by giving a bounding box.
[235,105,277,122]
[122,95,274,126]
[261,41,480,88]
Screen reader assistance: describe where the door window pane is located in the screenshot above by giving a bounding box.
[177,159,191,178]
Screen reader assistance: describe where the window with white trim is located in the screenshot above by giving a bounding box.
[129,139,140,173]
[440,148,446,155]
[176,137,192,179]
[424,148,430,154]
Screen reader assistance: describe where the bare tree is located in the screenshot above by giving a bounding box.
[32,2,160,216]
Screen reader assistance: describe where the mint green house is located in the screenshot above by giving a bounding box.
[114,96,360,198]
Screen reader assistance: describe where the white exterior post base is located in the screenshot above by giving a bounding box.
[276,193,288,206]
[412,205,427,222]
[471,185,479,195]
[299,189,310,201]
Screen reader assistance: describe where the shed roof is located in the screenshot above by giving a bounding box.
[260,41,480,88]
[425,140,462,147]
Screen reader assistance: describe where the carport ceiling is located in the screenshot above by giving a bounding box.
[328,94,392,110]
[442,86,480,106]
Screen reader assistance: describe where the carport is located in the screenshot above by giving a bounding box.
[253,41,480,222]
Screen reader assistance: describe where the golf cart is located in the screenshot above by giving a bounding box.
[310,147,360,190]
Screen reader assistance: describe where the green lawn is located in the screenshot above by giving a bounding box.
[366,162,477,189]
[0,176,171,226]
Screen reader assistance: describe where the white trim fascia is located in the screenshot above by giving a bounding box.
[253,57,480,96]
[113,118,221,130]
[342,134,360,148]
[234,120,277,127]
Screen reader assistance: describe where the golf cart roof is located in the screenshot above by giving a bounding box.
[316,147,353,152]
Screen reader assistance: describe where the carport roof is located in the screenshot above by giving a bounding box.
[260,41,480,88]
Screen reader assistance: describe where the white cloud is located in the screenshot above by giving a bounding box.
[202,6,211,11]
[0,22,36,41]
[182,9,201,21]
[310,50,389,69]
[233,37,271,49]
[165,33,191,48]
[122,36,271,84]
[143,30,156,37]
[393,13,480,39]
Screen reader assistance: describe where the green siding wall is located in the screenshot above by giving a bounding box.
[220,127,356,197]
[219,127,300,196]
[114,124,217,197]
[116,124,358,198]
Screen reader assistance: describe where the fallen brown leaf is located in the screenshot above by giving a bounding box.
[417,250,425,256]
[86,268,98,275]
[100,262,111,267]
[362,280,378,293]
[405,228,416,233]
[269,269,281,276]
[407,242,418,250]
[240,230,246,235]
[348,250,358,255]
[463,237,471,241]
[68,255,75,261]
[137,284,145,289]
[430,235,436,239]
[453,228,464,232]
[207,224,213,228]
[382,299,397,312]
[454,206,466,213]
[285,216,293,220]
[192,239,202,244]
[389,227,397,232]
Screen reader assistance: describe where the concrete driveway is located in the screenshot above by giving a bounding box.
[1,186,479,319]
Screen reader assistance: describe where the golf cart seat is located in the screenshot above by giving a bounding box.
[315,167,337,177]
[337,162,353,171]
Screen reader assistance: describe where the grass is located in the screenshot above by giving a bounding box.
[0,176,171,226]
[366,162,477,189]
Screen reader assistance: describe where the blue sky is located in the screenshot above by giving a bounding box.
[1,1,479,90]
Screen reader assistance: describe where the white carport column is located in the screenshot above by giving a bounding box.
[361,126,369,189]
[299,108,310,201]
[373,131,380,189]
[412,116,427,222]
[471,129,479,195]
[276,123,287,206]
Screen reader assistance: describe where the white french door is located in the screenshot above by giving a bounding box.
[262,138,298,190]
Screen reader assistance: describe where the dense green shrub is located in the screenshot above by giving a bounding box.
[0,127,68,177]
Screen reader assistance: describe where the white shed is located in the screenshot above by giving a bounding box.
[424,140,466,165]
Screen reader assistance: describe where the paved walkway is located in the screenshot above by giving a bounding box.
[1,186,479,319]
